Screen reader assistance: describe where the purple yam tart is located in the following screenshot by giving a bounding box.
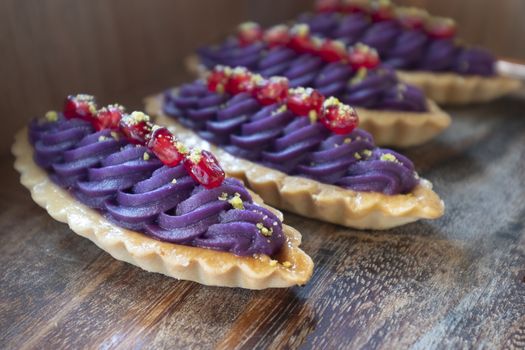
[192,21,451,147]
[13,95,314,289]
[297,0,521,104]
[145,66,445,229]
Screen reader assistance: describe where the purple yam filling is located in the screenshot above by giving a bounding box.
[28,117,285,257]
[198,39,428,113]
[298,12,496,76]
[163,80,419,195]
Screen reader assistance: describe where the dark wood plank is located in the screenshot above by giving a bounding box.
[0,93,524,349]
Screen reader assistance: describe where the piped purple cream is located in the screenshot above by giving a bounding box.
[198,41,428,112]
[163,80,419,195]
[29,116,285,257]
[298,12,496,75]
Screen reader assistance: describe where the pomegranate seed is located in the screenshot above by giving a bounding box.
[288,24,318,54]
[315,0,340,12]
[225,67,254,95]
[370,0,394,22]
[63,94,97,121]
[184,149,225,189]
[253,76,289,106]
[119,111,153,145]
[207,66,231,93]
[319,97,359,134]
[396,7,429,30]
[425,17,456,39]
[287,87,325,117]
[340,0,370,14]
[347,43,380,70]
[237,22,263,47]
[319,39,347,63]
[264,25,290,48]
[93,104,125,131]
[147,127,187,167]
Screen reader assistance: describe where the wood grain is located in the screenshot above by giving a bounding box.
[1,93,524,348]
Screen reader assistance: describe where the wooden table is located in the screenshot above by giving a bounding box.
[1,93,524,349]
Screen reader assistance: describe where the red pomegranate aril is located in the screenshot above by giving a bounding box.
[396,7,429,30]
[315,0,340,12]
[184,150,225,189]
[225,67,254,95]
[93,104,124,131]
[237,22,263,47]
[320,97,359,135]
[264,25,290,48]
[119,112,153,145]
[340,0,370,14]
[370,0,394,22]
[319,39,347,63]
[425,17,456,39]
[253,77,289,106]
[147,127,187,167]
[63,94,97,121]
[207,66,230,93]
[348,44,380,70]
[288,24,317,54]
[287,87,325,117]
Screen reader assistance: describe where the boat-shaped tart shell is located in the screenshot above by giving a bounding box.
[397,70,522,105]
[185,55,452,148]
[146,96,445,230]
[13,129,314,290]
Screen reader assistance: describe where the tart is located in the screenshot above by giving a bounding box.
[190,23,451,147]
[13,95,313,289]
[145,67,445,229]
[299,0,522,104]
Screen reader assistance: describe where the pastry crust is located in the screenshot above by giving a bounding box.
[397,70,522,105]
[185,55,451,148]
[12,129,314,290]
[145,95,445,229]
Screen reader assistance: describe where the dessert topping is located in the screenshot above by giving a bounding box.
[63,94,97,121]
[340,0,370,13]
[370,0,394,22]
[119,111,153,145]
[253,76,289,105]
[237,22,263,47]
[320,97,359,135]
[225,67,254,95]
[319,39,348,63]
[263,24,290,48]
[348,43,380,70]
[287,87,325,118]
[425,16,457,39]
[315,0,341,12]
[395,7,429,30]
[44,110,58,122]
[147,126,188,167]
[93,104,125,131]
[57,96,227,188]
[207,65,231,94]
[228,192,245,210]
[288,24,317,54]
[183,149,226,189]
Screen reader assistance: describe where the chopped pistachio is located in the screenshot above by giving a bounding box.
[44,110,58,122]
[282,261,292,268]
[228,193,244,210]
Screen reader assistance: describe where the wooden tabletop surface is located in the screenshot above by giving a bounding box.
[1,92,525,349]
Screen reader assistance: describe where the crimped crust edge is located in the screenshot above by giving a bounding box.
[12,129,314,290]
[397,70,522,105]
